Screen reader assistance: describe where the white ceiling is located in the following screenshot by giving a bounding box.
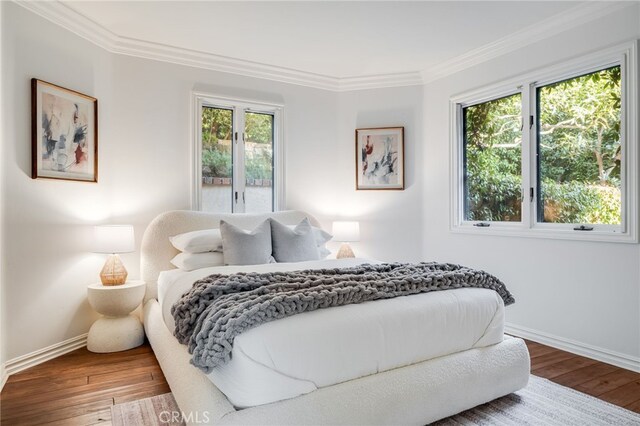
[63,1,584,79]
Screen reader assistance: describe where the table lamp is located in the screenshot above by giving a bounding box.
[93,225,135,286]
[332,221,360,259]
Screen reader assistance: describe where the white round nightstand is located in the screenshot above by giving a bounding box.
[87,280,146,353]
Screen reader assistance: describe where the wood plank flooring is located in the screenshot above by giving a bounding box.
[1,339,638,425]
[525,339,640,413]
[0,343,169,425]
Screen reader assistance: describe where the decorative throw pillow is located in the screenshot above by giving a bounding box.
[312,227,332,247]
[169,229,223,253]
[170,252,224,271]
[271,218,321,263]
[220,220,273,265]
[286,224,332,258]
[318,246,331,259]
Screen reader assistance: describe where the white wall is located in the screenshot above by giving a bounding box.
[2,2,113,361]
[296,87,424,261]
[423,5,640,364]
[1,2,423,361]
[0,0,6,387]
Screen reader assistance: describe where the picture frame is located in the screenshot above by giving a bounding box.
[31,79,98,182]
[355,126,404,190]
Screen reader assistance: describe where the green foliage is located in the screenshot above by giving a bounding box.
[245,112,273,145]
[539,67,621,186]
[541,180,621,225]
[202,147,231,178]
[202,107,232,149]
[466,167,522,222]
[465,94,522,222]
[245,150,273,180]
[201,109,273,181]
[465,66,622,225]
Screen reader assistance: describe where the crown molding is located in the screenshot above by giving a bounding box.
[422,1,634,83]
[14,0,418,91]
[15,0,115,50]
[337,71,423,91]
[14,0,635,92]
[112,36,341,91]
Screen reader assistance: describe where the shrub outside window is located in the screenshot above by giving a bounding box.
[463,93,522,222]
[536,67,621,225]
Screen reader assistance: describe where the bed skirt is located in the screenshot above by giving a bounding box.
[144,299,530,425]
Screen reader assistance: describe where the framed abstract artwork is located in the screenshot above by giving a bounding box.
[31,79,98,182]
[355,126,404,190]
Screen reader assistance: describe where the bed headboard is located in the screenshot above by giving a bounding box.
[140,210,322,302]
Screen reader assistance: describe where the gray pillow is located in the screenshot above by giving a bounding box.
[286,225,332,246]
[220,220,273,265]
[271,218,321,263]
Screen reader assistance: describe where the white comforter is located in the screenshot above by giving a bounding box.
[158,258,505,408]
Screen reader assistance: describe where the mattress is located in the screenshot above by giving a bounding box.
[158,258,505,408]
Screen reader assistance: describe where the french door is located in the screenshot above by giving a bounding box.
[193,95,283,213]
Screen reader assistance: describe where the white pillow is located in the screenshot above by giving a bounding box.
[170,252,224,271]
[169,229,223,253]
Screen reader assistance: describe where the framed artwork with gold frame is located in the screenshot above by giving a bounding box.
[32,79,98,182]
[355,126,404,190]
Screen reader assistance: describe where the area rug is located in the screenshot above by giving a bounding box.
[111,375,640,425]
[433,375,640,425]
[111,393,185,426]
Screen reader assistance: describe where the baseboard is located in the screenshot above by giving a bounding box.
[0,362,8,392]
[4,333,88,377]
[505,323,640,373]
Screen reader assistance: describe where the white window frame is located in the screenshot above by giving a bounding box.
[191,93,285,213]
[450,41,638,243]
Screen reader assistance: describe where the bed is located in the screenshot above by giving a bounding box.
[141,210,530,425]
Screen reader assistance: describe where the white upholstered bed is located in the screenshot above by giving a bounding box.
[141,210,530,425]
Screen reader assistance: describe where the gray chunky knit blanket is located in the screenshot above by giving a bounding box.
[171,262,514,372]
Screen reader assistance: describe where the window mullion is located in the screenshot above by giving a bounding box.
[273,109,283,211]
[232,108,246,213]
[529,82,538,229]
[529,82,539,230]
[521,85,532,230]
[620,53,629,234]
[194,98,204,211]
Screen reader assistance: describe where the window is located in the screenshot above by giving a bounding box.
[537,67,621,226]
[193,95,283,213]
[451,43,637,242]
[463,93,522,222]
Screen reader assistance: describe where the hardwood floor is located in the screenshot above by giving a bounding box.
[525,339,640,413]
[0,342,169,425]
[1,339,638,424]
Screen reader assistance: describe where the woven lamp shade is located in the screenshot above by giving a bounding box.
[93,225,135,286]
[100,254,128,286]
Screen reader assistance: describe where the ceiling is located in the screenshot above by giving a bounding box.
[63,1,585,79]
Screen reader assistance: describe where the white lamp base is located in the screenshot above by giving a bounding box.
[337,243,355,259]
[87,315,144,353]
